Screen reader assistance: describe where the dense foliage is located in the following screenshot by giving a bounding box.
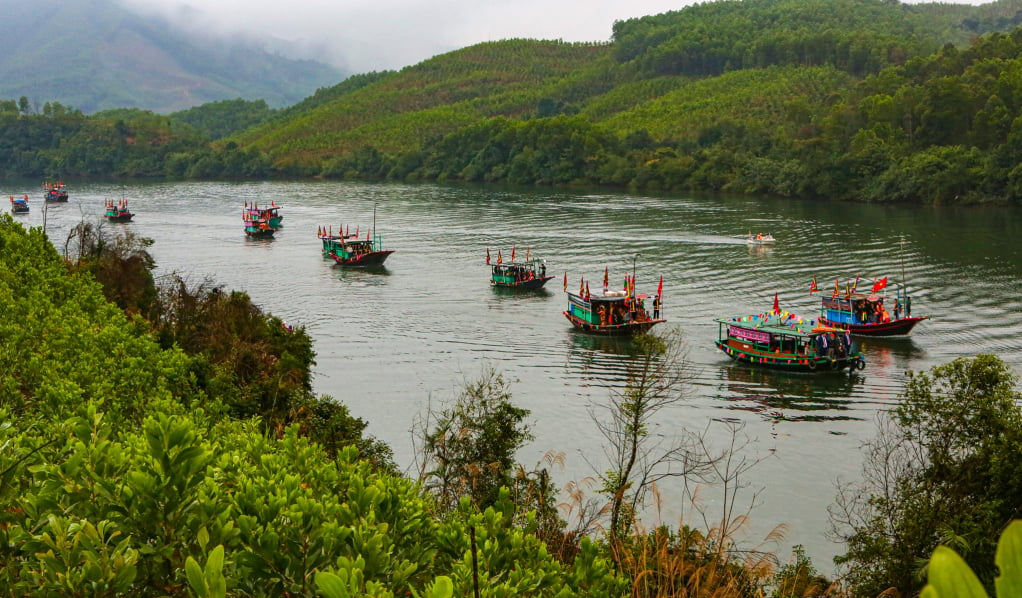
[6,0,1022,203]
[830,354,1022,597]
[0,216,632,596]
[170,99,278,141]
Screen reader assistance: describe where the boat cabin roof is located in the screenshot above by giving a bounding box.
[823,292,885,304]
[567,290,636,304]
[715,312,842,339]
[493,259,545,268]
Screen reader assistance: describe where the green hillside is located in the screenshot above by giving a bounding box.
[5,0,1022,203]
[220,0,1022,203]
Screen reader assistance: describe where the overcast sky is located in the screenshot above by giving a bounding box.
[117,0,994,74]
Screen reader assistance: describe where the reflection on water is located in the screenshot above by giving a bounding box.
[490,285,554,299]
[719,364,863,423]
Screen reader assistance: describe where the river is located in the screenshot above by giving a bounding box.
[10,179,1022,573]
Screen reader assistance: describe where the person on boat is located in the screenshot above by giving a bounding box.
[756,233,763,240]
[815,333,828,357]
[893,298,902,319]
[906,296,912,317]
[843,330,852,356]
[653,295,660,319]
[540,263,546,277]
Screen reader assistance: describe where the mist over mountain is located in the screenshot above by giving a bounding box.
[0,0,345,113]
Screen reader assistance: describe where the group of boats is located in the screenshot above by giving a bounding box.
[487,240,928,375]
[9,191,927,376]
[8,182,71,215]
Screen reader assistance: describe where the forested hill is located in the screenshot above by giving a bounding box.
[0,0,343,113]
[6,0,1022,204]
[218,0,1022,204]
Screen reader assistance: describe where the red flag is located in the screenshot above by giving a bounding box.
[511,245,516,262]
[497,251,502,265]
[872,276,888,293]
[585,281,590,300]
[603,266,609,288]
[580,276,585,295]
[657,275,663,298]
[773,293,780,313]
[809,275,819,295]
[486,248,490,265]
[563,271,567,292]
[833,278,840,296]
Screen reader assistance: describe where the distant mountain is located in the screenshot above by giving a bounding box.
[0,0,345,114]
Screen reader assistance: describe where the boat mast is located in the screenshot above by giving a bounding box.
[900,235,907,302]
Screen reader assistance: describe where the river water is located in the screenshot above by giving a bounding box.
[10,179,1022,572]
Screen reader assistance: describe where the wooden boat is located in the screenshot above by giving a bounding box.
[10,195,29,214]
[43,182,68,202]
[243,202,282,229]
[745,232,775,245]
[487,247,553,289]
[244,210,276,238]
[818,283,927,336]
[715,308,866,373]
[104,199,133,222]
[318,225,394,267]
[564,271,665,336]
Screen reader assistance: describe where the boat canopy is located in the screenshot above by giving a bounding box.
[715,312,835,340]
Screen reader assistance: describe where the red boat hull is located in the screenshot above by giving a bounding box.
[564,311,664,336]
[819,316,928,336]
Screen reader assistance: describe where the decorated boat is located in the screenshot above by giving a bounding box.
[243,202,282,229]
[715,296,865,372]
[816,276,928,336]
[104,199,134,222]
[563,269,665,336]
[487,246,553,289]
[43,181,68,202]
[243,207,277,238]
[317,225,394,267]
[10,195,29,214]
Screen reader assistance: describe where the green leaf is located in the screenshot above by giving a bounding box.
[315,571,351,598]
[996,521,1022,598]
[185,556,207,596]
[206,544,224,576]
[424,576,454,598]
[924,546,989,598]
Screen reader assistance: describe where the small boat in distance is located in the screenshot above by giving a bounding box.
[564,270,665,336]
[745,232,775,245]
[10,195,29,214]
[487,247,554,290]
[244,202,283,229]
[44,181,68,202]
[104,199,134,222]
[715,296,865,372]
[318,225,394,267]
[243,206,277,238]
[818,276,928,336]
